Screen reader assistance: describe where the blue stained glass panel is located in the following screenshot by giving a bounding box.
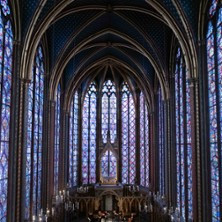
[1,0,10,16]
[101,151,117,178]
[140,93,145,187]
[89,93,97,184]
[121,82,136,184]
[0,3,12,220]
[175,47,193,220]
[82,82,97,184]
[140,93,149,188]
[25,46,44,219]
[209,0,218,17]
[69,92,79,186]
[207,3,222,219]
[101,80,117,143]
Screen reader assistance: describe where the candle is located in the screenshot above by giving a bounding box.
[52,207,55,216]
[46,208,50,215]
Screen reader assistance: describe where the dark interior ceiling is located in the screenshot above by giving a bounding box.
[21,0,200,90]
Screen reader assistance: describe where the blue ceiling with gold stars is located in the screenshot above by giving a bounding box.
[21,0,201,88]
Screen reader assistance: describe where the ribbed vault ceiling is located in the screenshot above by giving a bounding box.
[20,0,200,103]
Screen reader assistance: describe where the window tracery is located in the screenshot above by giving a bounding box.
[140,92,149,187]
[101,80,117,144]
[175,47,193,220]
[69,91,79,186]
[121,82,136,184]
[0,1,12,219]
[206,1,222,220]
[82,82,97,184]
[26,46,44,219]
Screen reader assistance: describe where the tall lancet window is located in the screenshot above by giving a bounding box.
[101,80,117,182]
[82,82,97,184]
[0,1,13,220]
[121,82,136,184]
[206,1,222,220]
[158,89,165,195]
[26,46,44,219]
[140,92,149,187]
[101,80,117,143]
[54,84,61,193]
[175,47,193,220]
[69,91,79,186]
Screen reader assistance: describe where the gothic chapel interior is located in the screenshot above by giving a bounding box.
[0,0,222,221]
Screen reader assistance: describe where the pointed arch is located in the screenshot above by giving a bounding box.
[25,45,45,219]
[121,82,136,184]
[82,81,97,184]
[101,80,117,144]
[69,91,79,186]
[174,46,193,220]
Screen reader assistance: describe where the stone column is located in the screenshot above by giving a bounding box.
[63,111,70,187]
[197,38,211,222]
[150,110,157,191]
[47,100,55,208]
[7,40,21,222]
[58,91,65,191]
[15,78,30,222]
[169,75,177,208]
[164,99,171,206]
[41,73,50,212]
[190,77,202,222]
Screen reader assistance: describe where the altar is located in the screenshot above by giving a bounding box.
[68,184,149,218]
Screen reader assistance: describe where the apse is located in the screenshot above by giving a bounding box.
[1,0,222,222]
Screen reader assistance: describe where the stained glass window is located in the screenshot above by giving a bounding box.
[158,89,165,195]
[140,92,149,187]
[82,82,97,184]
[175,47,193,220]
[69,91,79,186]
[101,150,117,178]
[25,46,44,219]
[121,82,136,184]
[101,80,117,143]
[0,1,12,220]
[207,2,222,221]
[54,84,61,193]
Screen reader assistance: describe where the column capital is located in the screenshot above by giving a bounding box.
[188,77,199,87]
[198,38,206,47]
[49,100,56,106]
[13,39,21,46]
[20,78,31,84]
